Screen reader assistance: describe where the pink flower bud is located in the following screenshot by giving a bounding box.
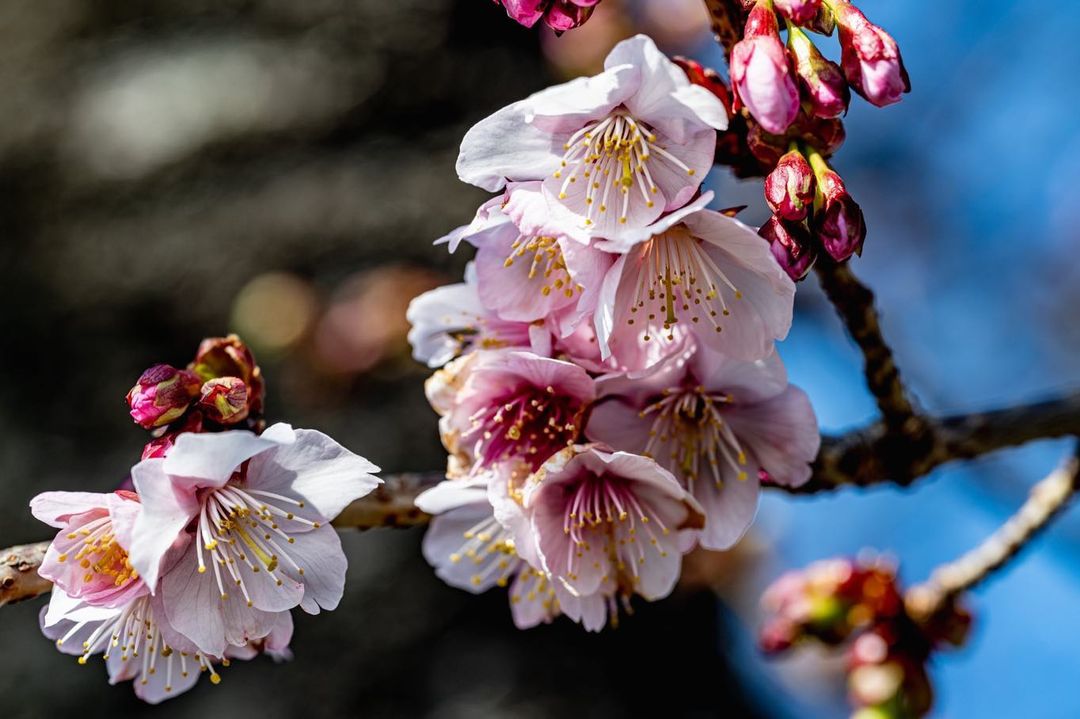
[141,412,204,459]
[198,376,251,425]
[190,334,264,415]
[126,364,202,429]
[814,168,866,262]
[497,0,599,32]
[774,0,821,26]
[759,216,817,280]
[765,149,816,220]
[833,2,910,107]
[730,3,800,134]
[788,26,850,119]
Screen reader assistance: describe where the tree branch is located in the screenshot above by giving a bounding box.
[0,542,52,607]
[904,444,1080,621]
[702,0,745,58]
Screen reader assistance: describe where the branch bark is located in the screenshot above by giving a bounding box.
[702,0,745,58]
[905,445,1080,621]
[0,542,52,607]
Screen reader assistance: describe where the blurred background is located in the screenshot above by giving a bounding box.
[1,0,1078,716]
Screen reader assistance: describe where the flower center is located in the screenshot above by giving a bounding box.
[503,235,583,299]
[60,595,222,692]
[194,485,320,607]
[464,384,585,472]
[640,387,749,489]
[58,516,139,589]
[554,111,693,226]
[447,515,520,588]
[626,226,742,342]
[562,473,670,585]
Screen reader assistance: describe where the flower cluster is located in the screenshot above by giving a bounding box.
[33,337,381,703]
[760,556,971,719]
[681,0,908,278]
[408,35,820,631]
[492,0,603,33]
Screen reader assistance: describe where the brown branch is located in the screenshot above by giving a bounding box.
[904,445,1080,621]
[814,259,926,436]
[1,542,52,607]
[702,0,746,58]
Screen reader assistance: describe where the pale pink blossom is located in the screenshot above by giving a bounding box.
[127,424,380,657]
[406,263,549,369]
[587,342,819,550]
[426,349,595,484]
[456,34,727,243]
[440,182,614,335]
[592,193,795,367]
[40,587,291,703]
[519,446,704,614]
[30,490,148,609]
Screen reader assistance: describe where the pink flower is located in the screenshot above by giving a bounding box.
[40,588,292,703]
[730,4,800,135]
[592,193,795,368]
[441,182,614,335]
[496,0,602,32]
[406,263,548,369]
[415,476,603,629]
[126,364,202,429]
[773,0,821,26]
[127,424,380,657]
[456,34,727,243]
[833,2,910,107]
[519,446,704,611]
[426,349,595,482]
[30,490,147,609]
[788,25,850,120]
[813,166,866,261]
[765,148,816,221]
[759,215,818,281]
[586,342,819,550]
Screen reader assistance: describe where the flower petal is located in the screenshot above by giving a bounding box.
[161,423,296,484]
[129,459,200,591]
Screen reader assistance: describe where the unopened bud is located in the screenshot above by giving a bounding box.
[813,164,866,262]
[190,334,264,415]
[788,26,850,119]
[747,113,846,168]
[760,216,817,280]
[126,364,202,429]
[198,377,250,425]
[774,0,820,26]
[495,0,599,32]
[731,3,800,135]
[141,412,204,459]
[765,149,816,220]
[833,2,910,107]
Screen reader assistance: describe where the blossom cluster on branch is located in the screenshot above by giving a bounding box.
[407,34,820,630]
[29,337,382,703]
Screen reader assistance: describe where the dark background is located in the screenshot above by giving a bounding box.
[2,1,1079,717]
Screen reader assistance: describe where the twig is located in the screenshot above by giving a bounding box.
[904,444,1080,621]
[702,0,745,58]
[814,259,926,436]
[0,543,52,607]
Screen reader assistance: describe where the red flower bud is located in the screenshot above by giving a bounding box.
[833,2,910,107]
[189,334,264,415]
[126,364,202,429]
[765,149,816,221]
[759,215,817,280]
[747,112,846,167]
[774,0,821,26]
[198,377,251,425]
[814,167,866,262]
[788,26,850,119]
[497,0,600,32]
[731,3,800,134]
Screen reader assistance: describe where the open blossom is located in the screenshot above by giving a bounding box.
[41,588,292,703]
[427,349,595,482]
[593,193,795,367]
[127,424,380,657]
[730,3,800,135]
[30,490,147,609]
[587,342,818,550]
[457,34,727,243]
[518,446,704,617]
[441,182,614,334]
[495,0,602,32]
